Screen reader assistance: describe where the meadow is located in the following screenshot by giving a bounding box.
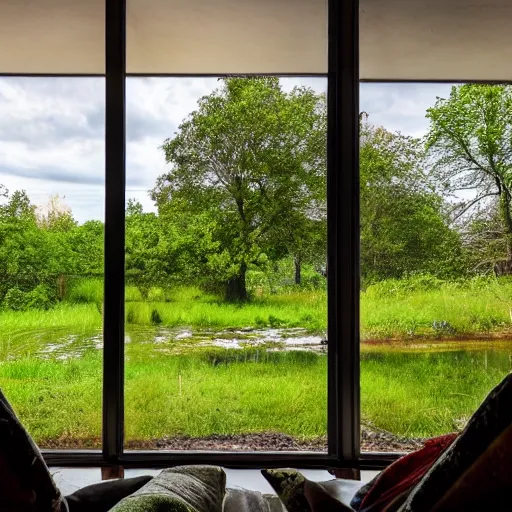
[1,275,512,449]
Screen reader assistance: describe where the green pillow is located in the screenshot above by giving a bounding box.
[110,466,226,512]
[261,469,353,512]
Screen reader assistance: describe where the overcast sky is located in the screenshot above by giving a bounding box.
[0,78,453,223]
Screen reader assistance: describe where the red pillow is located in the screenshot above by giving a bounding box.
[359,433,457,512]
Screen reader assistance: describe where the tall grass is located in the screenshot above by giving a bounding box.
[361,347,511,437]
[2,275,512,447]
[1,346,510,446]
[125,291,326,332]
[0,350,326,446]
[362,275,512,339]
[4,277,512,342]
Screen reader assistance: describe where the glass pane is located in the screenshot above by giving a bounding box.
[360,0,511,81]
[0,77,104,448]
[0,0,104,74]
[127,0,327,74]
[124,77,327,451]
[360,82,512,453]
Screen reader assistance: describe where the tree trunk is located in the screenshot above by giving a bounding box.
[294,257,301,286]
[502,191,512,258]
[226,262,248,302]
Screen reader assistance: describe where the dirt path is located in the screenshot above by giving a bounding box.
[123,428,423,453]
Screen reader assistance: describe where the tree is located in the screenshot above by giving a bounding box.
[152,77,326,300]
[360,121,464,283]
[125,199,172,296]
[68,220,104,275]
[36,194,76,232]
[426,84,512,265]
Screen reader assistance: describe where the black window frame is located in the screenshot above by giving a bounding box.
[4,0,370,470]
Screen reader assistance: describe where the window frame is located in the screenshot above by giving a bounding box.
[3,0,367,470]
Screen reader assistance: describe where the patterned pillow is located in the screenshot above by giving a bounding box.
[398,372,512,512]
[261,469,353,512]
[0,388,66,512]
[110,465,226,512]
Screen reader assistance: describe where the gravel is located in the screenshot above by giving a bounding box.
[124,427,424,453]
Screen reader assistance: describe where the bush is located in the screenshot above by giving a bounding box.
[3,284,55,311]
[3,287,29,311]
[27,284,55,310]
[150,309,162,324]
[66,278,103,304]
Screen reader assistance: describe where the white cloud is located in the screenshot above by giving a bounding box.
[0,77,455,223]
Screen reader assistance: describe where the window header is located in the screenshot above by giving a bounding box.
[360,0,512,81]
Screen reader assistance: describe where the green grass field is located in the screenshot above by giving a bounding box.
[1,278,512,448]
[1,345,509,447]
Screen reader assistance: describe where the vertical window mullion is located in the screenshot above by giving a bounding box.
[103,0,126,463]
[327,0,360,463]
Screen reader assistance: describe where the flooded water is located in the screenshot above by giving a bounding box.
[3,325,512,368]
[8,326,326,361]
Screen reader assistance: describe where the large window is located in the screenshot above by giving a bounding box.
[0,77,105,449]
[358,0,512,456]
[124,77,328,451]
[0,0,507,469]
[359,83,512,452]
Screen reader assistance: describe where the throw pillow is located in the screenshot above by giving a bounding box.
[261,468,353,512]
[110,465,226,512]
[0,388,66,512]
[431,422,512,512]
[65,475,153,512]
[399,372,512,512]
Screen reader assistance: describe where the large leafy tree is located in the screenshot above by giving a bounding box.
[360,121,464,284]
[426,84,512,264]
[152,77,326,300]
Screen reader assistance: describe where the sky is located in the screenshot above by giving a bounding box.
[0,78,453,223]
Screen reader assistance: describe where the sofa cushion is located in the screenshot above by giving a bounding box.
[0,388,66,512]
[110,466,226,512]
[223,488,271,512]
[65,475,153,512]
[304,479,355,512]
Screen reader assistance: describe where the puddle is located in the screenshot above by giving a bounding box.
[22,326,326,361]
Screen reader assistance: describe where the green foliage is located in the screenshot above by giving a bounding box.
[426,84,512,268]
[3,287,28,311]
[27,284,55,310]
[360,122,465,284]
[66,278,104,304]
[3,285,55,311]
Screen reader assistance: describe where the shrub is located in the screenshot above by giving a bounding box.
[150,309,162,324]
[3,284,55,311]
[3,287,29,311]
[66,278,103,304]
[27,284,55,310]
